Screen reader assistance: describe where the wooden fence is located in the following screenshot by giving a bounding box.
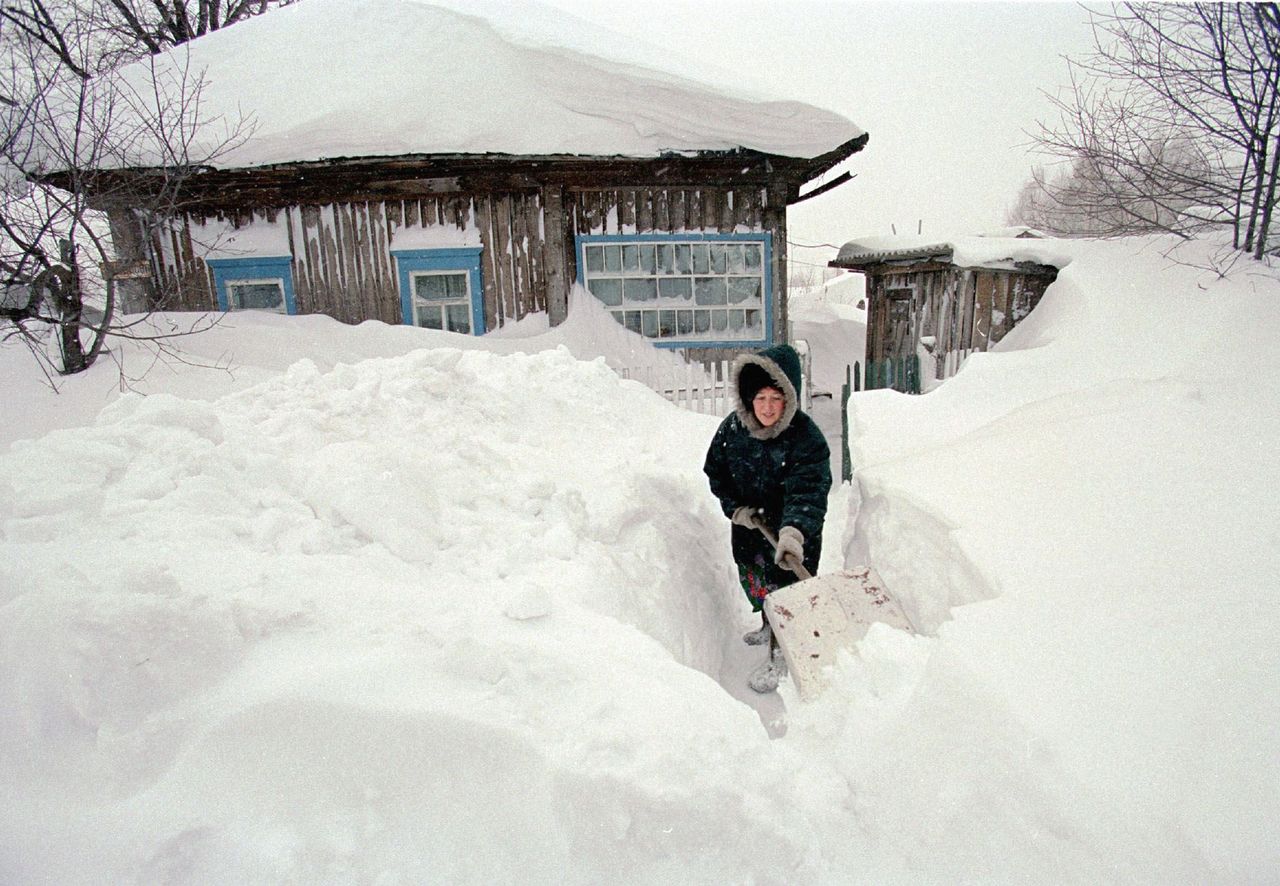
[863,355,922,395]
[619,360,733,416]
[620,342,818,417]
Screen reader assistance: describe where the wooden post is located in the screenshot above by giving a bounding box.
[841,364,853,483]
[542,186,569,326]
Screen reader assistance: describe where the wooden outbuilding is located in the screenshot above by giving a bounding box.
[62,0,868,365]
[830,235,1061,392]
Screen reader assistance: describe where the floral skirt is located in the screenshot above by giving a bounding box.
[737,553,784,613]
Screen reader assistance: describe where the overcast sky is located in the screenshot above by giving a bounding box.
[539,0,1100,269]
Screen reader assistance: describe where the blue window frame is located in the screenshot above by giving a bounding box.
[575,232,773,349]
[392,247,485,335]
[207,256,297,314]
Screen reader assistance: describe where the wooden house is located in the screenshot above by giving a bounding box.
[66,0,868,365]
[830,235,1060,392]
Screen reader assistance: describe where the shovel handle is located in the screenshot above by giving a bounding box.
[748,514,813,581]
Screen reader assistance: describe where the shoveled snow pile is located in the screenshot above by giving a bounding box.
[0,234,1277,882]
[833,234,1280,880]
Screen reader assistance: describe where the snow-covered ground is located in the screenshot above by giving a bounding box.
[1,235,1277,882]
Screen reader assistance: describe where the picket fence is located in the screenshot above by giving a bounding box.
[618,360,733,416]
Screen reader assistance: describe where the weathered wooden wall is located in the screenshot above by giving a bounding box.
[148,193,550,328]
[866,264,1057,380]
[141,182,788,366]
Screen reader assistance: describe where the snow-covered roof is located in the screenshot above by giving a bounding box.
[832,234,1071,271]
[106,0,865,171]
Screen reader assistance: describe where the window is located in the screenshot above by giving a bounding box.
[577,234,771,348]
[228,280,286,312]
[409,270,472,333]
[207,256,296,314]
[392,248,485,335]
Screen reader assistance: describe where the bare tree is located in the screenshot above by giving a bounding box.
[1020,3,1280,259]
[1,0,294,68]
[1,0,253,380]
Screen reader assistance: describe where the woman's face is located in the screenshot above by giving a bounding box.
[752,386,785,428]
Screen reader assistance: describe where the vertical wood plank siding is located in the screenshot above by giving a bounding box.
[567,186,767,237]
[146,183,782,370]
[152,193,550,328]
[863,264,1056,383]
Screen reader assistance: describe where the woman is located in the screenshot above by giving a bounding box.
[703,343,831,693]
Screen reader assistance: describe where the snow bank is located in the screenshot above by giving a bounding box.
[840,235,1280,879]
[0,344,798,882]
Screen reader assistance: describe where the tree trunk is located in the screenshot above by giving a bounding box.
[1255,132,1280,257]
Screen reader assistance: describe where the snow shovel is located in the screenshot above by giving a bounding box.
[750,515,917,701]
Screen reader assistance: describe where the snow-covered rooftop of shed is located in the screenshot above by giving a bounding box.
[833,233,1072,271]
[108,0,865,170]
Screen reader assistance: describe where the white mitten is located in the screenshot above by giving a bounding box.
[731,506,759,528]
[774,526,804,568]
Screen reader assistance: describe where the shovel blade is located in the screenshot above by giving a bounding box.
[763,566,914,701]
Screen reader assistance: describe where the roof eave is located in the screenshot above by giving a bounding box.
[801,131,869,183]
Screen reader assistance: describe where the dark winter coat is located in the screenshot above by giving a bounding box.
[703,343,831,587]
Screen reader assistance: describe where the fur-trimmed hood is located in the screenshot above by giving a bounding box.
[732,344,804,440]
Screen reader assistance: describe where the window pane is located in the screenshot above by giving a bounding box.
[658,277,692,301]
[656,244,674,275]
[745,309,762,335]
[589,278,624,306]
[642,311,659,337]
[673,244,691,275]
[726,244,746,274]
[623,311,642,335]
[658,309,677,337]
[622,244,641,272]
[414,275,446,300]
[417,304,444,329]
[639,244,656,274]
[447,303,472,334]
[676,310,694,335]
[727,309,745,332]
[712,310,728,332]
[585,245,604,274]
[691,243,710,274]
[727,276,761,305]
[604,245,622,272]
[229,281,284,311]
[744,243,762,271]
[694,277,727,306]
[709,244,727,274]
[446,273,469,299]
[415,273,467,301]
[694,310,711,334]
[623,278,658,302]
